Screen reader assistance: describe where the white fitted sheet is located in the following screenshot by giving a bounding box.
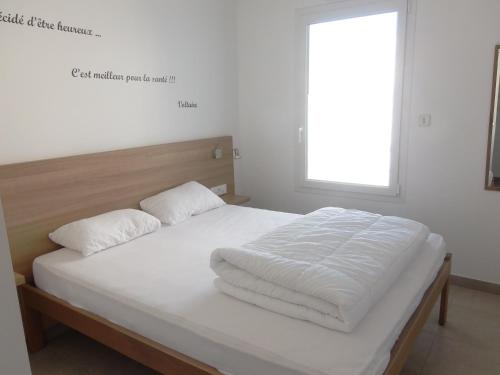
[33,205,446,375]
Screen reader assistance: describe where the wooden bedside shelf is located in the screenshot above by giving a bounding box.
[221,194,250,206]
[15,272,26,287]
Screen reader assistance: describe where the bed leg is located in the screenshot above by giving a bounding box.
[439,278,449,326]
[18,286,46,353]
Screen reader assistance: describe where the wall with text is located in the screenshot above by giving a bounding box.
[0,0,237,164]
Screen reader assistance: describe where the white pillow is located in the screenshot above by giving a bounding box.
[140,181,225,225]
[49,209,161,256]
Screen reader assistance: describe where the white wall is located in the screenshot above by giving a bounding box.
[0,0,237,164]
[0,201,31,375]
[236,0,500,284]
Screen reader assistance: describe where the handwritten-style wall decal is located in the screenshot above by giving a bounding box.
[178,101,198,109]
[0,10,102,38]
[71,69,177,85]
[1,7,199,110]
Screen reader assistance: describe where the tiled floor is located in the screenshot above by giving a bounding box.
[402,286,500,375]
[29,285,500,375]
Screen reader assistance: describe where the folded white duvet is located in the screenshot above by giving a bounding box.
[210,208,429,332]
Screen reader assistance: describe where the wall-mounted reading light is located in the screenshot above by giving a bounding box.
[213,146,223,160]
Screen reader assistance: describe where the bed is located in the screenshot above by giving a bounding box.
[0,136,451,375]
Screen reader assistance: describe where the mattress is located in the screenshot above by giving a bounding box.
[33,205,446,375]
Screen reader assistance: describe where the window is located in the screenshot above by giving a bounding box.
[296,0,409,196]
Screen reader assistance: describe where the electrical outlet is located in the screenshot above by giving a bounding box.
[210,184,227,196]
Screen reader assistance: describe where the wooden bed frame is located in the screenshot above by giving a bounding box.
[0,136,451,375]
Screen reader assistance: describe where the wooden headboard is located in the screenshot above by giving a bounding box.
[0,136,235,277]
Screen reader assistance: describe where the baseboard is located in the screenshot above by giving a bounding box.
[451,275,500,295]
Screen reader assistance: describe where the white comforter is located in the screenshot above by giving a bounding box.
[211,208,429,332]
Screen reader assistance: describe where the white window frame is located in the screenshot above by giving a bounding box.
[295,0,410,197]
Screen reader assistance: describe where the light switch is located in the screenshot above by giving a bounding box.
[213,147,223,159]
[418,114,432,127]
